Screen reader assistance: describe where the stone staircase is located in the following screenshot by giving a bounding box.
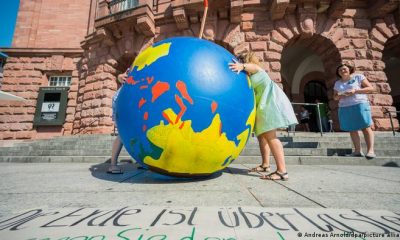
[0,132,399,167]
[240,132,400,167]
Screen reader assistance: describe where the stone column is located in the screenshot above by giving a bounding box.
[74,44,117,135]
[366,16,399,130]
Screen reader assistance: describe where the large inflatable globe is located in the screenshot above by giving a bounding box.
[116,37,255,177]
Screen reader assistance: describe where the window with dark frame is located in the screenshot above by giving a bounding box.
[49,76,72,87]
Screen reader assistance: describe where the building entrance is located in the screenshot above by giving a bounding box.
[303,81,328,132]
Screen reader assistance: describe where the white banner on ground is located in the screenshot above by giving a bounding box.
[0,207,399,240]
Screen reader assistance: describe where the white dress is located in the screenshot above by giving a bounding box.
[250,70,298,136]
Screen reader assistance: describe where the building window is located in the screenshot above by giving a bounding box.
[49,76,72,87]
[125,0,139,10]
[108,0,139,13]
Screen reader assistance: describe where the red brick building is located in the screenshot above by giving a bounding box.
[1,0,399,139]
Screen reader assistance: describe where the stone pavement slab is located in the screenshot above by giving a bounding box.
[0,163,399,240]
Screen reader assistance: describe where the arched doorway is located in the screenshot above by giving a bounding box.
[383,35,400,122]
[281,35,339,103]
[280,34,340,131]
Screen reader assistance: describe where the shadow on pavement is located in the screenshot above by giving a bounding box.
[226,166,264,178]
[89,160,223,183]
[383,162,400,167]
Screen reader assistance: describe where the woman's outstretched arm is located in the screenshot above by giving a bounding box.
[229,59,263,75]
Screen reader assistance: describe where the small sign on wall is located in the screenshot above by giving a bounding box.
[33,87,69,126]
[41,102,60,113]
[41,112,57,120]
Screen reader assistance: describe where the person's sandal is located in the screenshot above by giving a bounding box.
[107,166,123,174]
[346,152,364,157]
[365,153,376,159]
[260,171,288,181]
[249,165,271,173]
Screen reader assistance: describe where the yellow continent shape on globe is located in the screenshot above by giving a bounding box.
[131,42,172,71]
[143,108,256,174]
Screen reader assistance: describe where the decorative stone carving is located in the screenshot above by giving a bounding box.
[271,0,290,20]
[298,4,317,37]
[173,7,189,30]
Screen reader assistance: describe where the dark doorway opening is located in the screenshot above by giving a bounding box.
[304,80,328,103]
[304,80,328,132]
[383,35,400,124]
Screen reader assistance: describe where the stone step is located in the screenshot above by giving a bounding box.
[241,148,400,156]
[315,142,400,148]
[0,145,399,157]
[38,141,394,150]
[277,137,400,143]
[284,133,399,138]
[1,133,398,165]
[176,134,398,142]
[0,155,398,167]
[10,133,400,146]
[235,156,400,167]
[6,141,398,157]
[44,131,399,140]
[3,138,400,151]
[0,147,398,159]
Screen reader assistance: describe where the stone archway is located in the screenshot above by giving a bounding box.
[383,35,400,124]
[280,35,338,102]
[366,17,400,130]
[278,31,341,129]
[225,10,349,129]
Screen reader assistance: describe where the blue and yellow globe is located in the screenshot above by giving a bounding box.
[116,37,255,177]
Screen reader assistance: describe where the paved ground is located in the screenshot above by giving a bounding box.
[0,163,399,240]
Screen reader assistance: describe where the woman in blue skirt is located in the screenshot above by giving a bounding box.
[333,61,376,159]
[229,52,298,181]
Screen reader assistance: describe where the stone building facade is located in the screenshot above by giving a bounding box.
[1,0,399,139]
[0,52,6,87]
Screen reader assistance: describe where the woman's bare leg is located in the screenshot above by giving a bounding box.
[349,131,362,154]
[108,136,123,172]
[361,127,375,155]
[257,134,271,167]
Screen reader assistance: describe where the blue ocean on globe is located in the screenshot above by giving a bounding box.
[116,36,255,177]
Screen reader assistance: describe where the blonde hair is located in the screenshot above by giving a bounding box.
[238,51,262,66]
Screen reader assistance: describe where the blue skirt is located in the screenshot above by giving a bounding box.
[338,102,373,131]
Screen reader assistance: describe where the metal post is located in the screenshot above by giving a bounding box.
[198,0,209,38]
[316,104,323,136]
[388,111,395,136]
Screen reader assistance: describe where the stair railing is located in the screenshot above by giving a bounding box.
[291,102,324,136]
[383,107,400,136]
